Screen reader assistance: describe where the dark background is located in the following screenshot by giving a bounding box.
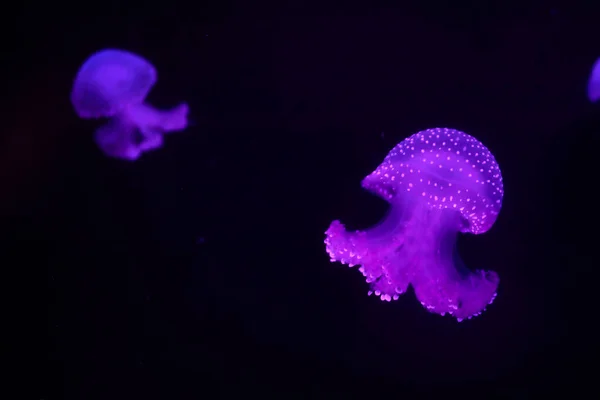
[3,0,599,397]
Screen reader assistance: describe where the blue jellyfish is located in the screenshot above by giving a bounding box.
[71,49,189,161]
[588,57,600,103]
[325,128,504,321]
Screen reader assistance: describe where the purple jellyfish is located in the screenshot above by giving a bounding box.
[325,128,504,321]
[588,57,600,103]
[71,49,189,161]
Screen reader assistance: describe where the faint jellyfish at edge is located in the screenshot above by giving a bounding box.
[70,49,189,161]
[588,57,600,103]
[324,127,504,321]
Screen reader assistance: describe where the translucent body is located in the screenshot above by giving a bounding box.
[71,49,189,161]
[325,128,504,321]
[588,57,600,103]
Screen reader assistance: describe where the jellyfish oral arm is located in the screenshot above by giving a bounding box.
[407,205,499,321]
[93,102,189,161]
[123,102,189,135]
[325,201,499,321]
[137,128,164,151]
[94,119,142,161]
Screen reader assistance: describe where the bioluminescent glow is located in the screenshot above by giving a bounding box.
[588,57,600,103]
[325,128,504,321]
[71,49,189,161]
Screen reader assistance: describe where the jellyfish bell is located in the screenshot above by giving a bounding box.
[70,49,189,160]
[588,57,600,103]
[362,127,503,235]
[325,127,504,321]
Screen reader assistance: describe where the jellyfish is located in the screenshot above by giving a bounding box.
[588,57,600,103]
[325,127,504,321]
[70,49,189,161]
